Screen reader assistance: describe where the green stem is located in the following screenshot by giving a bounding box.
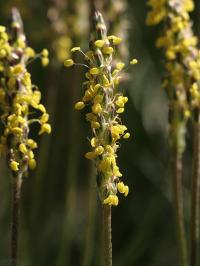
[171,145,187,266]
[102,205,112,266]
[190,122,200,266]
[11,176,22,266]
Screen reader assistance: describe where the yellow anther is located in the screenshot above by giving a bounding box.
[75,101,85,110]
[123,133,130,139]
[95,146,104,155]
[94,40,105,48]
[89,67,99,75]
[19,143,27,154]
[41,48,49,57]
[130,59,138,65]
[10,161,19,171]
[91,121,100,129]
[39,123,51,135]
[41,57,49,67]
[85,152,96,160]
[102,46,114,55]
[116,108,124,113]
[64,59,74,67]
[71,47,81,52]
[92,103,102,114]
[116,62,125,70]
[29,158,36,170]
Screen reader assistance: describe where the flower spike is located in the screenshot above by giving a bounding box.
[65,11,136,206]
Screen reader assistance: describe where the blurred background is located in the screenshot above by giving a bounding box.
[0,0,200,265]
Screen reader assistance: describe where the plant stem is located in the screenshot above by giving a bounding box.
[171,145,187,266]
[190,122,200,266]
[102,205,112,266]
[11,176,22,266]
[82,165,97,266]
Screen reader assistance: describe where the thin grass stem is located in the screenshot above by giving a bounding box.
[190,122,200,266]
[171,144,187,266]
[102,205,112,266]
[11,176,22,266]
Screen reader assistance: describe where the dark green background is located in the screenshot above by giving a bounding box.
[0,0,199,265]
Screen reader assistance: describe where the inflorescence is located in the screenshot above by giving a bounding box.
[64,11,137,206]
[147,0,200,151]
[0,8,51,178]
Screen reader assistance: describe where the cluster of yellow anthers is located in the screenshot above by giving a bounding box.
[146,0,200,150]
[64,11,137,206]
[0,9,51,177]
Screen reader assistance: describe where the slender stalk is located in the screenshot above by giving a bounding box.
[11,176,22,266]
[190,122,200,266]
[102,205,112,266]
[171,144,187,266]
[82,165,97,266]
